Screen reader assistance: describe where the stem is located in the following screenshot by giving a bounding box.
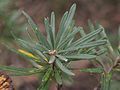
[57,84,62,90]
[100,72,112,90]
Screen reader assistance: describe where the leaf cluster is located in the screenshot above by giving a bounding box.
[0,4,110,90]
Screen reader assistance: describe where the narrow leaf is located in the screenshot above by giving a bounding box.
[69,27,103,47]
[55,70,62,85]
[44,18,53,49]
[58,40,106,53]
[64,4,76,30]
[56,55,68,62]
[56,4,76,47]
[80,68,103,73]
[64,54,96,60]
[34,50,48,62]
[55,59,74,76]
[57,26,80,49]
[39,68,52,90]
[0,65,42,76]
[50,12,55,48]
[56,11,68,45]
[22,11,50,49]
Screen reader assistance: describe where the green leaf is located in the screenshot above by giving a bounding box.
[39,68,52,90]
[22,11,50,49]
[56,11,68,45]
[96,48,107,55]
[34,43,49,51]
[58,20,75,48]
[56,4,76,47]
[50,12,55,48]
[38,81,49,90]
[57,26,80,49]
[100,72,113,90]
[80,68,103,73]
[64,54,96,60]
[64,4,76,31]
[58,40,106,53]
[55,59,74,76]
[55,69,62,85]
[68,27,103,48]
[3,43,44,68]
[0,65,42,76]
[16,38,34,51]
[25,28,34,41]
[11,32,39,53]
[34,49,48,62]
[44,17,53,49]
[56,55,68,62]
[78,39,106,48]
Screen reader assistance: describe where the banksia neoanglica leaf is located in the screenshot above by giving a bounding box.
[1,4,107,90]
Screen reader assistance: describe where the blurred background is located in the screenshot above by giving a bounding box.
[0,0,120,90]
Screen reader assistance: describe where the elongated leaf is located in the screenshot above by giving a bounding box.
[58,21,75,47]
[5,41,41,61]
[78,40,106,48]
[50,12,55,48]
[0,65,42,76]
[57,26,80,49]
[38,81,49,90]
[16,38,34,51]
[96,48,107,55]
[26,28,34,41]
[11,32,37,53]
[11,48,38,60]
[100,72,113,90]
[68,27,103,48]
[50,12,55,37]
[64,4,76,31]
[55,59,74,76]
[57,4,76,47]
[56,55,68,62]
[39,68,52,90]
[80,68,103,73]
[3,43,43,67]
[55,69,62,85]
[48,26,55,49]
[34,50,48,62]
[64,54,96,60]
[22,11,50,49]
[56,11,68,45]
[34,43,49,51]
[44,18,53,49]
[58,40,106,53]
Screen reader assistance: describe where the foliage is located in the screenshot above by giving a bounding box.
[80,21,120,90]
[0,3,120,90]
